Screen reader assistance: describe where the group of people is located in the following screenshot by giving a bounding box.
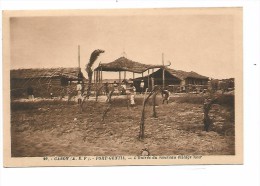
[104,81,137,105]
[26,79,171,105]
[75,80,137,105]
[105,79,171,105]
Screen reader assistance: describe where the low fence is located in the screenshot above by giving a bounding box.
[11,81,234,99]
[168,84,209,93]
[11,82,116,99]
[11,84,75,99]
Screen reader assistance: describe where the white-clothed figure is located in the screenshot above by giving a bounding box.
[76,82,82,104]
[130,84,136,105]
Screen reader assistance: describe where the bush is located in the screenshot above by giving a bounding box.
[173,94,206,104]
[215,94,234,108]
[11,100,75,111]
[172,93,234,107]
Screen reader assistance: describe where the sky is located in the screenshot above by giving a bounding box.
[10,9,241,79]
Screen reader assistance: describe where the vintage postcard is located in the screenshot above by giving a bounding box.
[3,8,243,167]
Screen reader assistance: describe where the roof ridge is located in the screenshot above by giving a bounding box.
[10,67,79,71]
[10,67,83,80]
[164,67,208,80]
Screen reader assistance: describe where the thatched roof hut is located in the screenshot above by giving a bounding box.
[10,67,85,98]
[134,68,209,93]
[95,56,162,73]
[164,68,209,81]
[11,67,81,80]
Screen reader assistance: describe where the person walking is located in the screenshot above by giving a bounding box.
[162,88,170,104]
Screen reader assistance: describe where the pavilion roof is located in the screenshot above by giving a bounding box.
[95,56,162,73]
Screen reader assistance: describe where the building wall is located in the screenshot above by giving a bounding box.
[11,77,72,98]
[185,78,208,85]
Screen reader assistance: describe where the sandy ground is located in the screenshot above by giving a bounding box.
[11,94,235,157]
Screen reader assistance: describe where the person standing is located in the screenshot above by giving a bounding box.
[27,85,34,100]
[104,82,109,95]
[49,84,54,99]
[140,79,145,94]
[76,81,82,104]
[130,83,136,106]
[162,88,170,104]
[121,81,127,95]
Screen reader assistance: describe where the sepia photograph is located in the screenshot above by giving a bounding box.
[3,8,243,166]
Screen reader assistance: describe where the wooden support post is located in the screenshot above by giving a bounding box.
[101,67,103,84]
[148,69,150,91]
[93,70,95,84]
[99,70,101,84]
[124,71,126,81]
[96,70,98,83]
[162,53,165,89]
[96,70,99,83]
[94,70,96,84]
[151,77,154,89]
[100,70,101,83]
[97,70,99,83]
[119,71,121,85]
[78,45,80,68]
[133,72,135,79]
[163,68,165,89]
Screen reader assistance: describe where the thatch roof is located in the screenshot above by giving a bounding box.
[166,68,209,80]
[95,56,162,73]
[10,67,83,80]
[135,68,209,80]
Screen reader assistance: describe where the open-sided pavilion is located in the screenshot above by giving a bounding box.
[94,56,164,90]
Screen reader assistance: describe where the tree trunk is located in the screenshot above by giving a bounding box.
[139,87,161,139]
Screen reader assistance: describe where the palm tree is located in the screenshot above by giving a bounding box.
[85,49,105,98]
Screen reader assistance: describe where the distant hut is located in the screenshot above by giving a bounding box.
[134,68,209,93]
[10,67,86,98]
[211,78,235,92]
[94,56,209,93]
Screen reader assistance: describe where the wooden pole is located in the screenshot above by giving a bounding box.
[163,69,165,89]
[148,69,150,91]
[99,70,101,83]
[162,53,164,66]
[97,70,99,83]
[101,67,103,84]
[99,70,101,84]
[162,53,165,89]
[78,45,80,68]
[93,70,96,84]
[95,70,97,83]
[133,72,135,79]
[124,71,126,80]
[119,71,121,85]
[152,91,159,118]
